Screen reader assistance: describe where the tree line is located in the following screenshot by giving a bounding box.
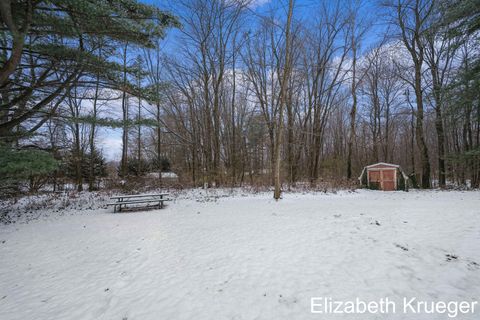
[0,0,479,197]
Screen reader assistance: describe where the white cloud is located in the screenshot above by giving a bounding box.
[248,0,271,8]
[100,130,123,161]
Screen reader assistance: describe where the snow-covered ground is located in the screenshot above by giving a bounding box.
[0,189,479,320]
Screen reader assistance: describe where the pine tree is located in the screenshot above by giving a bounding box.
[0,0,179,139]
[0,146,58,194]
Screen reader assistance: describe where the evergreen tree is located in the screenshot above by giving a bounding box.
[441,0,480,78]
[441,0,480,187]
[0,146,58,194]
[0,0,179,139]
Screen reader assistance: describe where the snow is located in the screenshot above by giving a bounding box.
[0,189,479,320]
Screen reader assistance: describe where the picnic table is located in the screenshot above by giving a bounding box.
[107,193,170,213]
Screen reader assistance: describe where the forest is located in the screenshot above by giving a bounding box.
[0,0,479,197]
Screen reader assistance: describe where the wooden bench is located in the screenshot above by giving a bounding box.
[107,193,170,213]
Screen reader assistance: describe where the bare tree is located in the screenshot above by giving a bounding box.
[272,0,294,199]
[424,10,459,188]
[386,0,435,188]
[346,0,371,179]
[120,43,130,178]
[302,2,350,184]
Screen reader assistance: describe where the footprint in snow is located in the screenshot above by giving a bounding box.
[394,243,409,251]
[278,294,298,305]
[467,261,479,270]
[446,254,458,261]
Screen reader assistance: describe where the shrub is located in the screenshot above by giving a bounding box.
[0,146,58,194]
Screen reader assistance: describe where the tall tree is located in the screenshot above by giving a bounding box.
[134,55,144,176]
[441,0,480,187]
[144,38,166,184]
[273,0,294,200]
[346,0,371,179]
[301,2,349,185]
[120,43,130,178]
[424,15,458,188]
[88,44,103,191]
[387,0,434,188]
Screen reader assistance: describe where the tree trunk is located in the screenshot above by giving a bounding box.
[137,95,142,176]
[74,122,83,192]
[286,87,294,186]
[156,101,162,184]
[434,101,446,188]
[414,65,431,188]
[0,0,33,87]
[347,36,358,179]
[273,0,293,200]
[88,70,100,191]
[120,44,129,178]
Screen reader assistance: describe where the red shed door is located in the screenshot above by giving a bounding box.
[382,169,396,191]
[368,170,381,189]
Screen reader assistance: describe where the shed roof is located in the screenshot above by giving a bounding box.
[366,162,400,169]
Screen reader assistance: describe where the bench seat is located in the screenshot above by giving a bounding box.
[106,198,171,206]
[107,197,171,213]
